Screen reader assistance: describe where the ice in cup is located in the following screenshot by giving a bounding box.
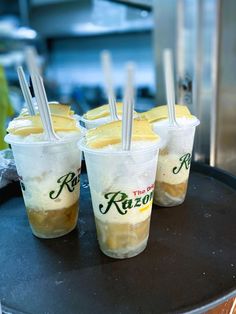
[142,105,200,207]
[5,104,82,238]
[80,102,137,129]
[80,120,161,258]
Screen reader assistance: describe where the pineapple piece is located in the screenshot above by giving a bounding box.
[20,103,74,117]
[86,119,159,149]
[49,103,74,116]
[7,114,79,136]
[140,105,194,123]
[83,102,135,120]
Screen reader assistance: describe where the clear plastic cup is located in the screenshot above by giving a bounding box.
[80,140,161,259]
[153,119,200,207]
[5,134,82,238]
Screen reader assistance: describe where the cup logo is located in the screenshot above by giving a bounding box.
[172,153,191,174]
[49,169,80,199]
[99,184,154,215]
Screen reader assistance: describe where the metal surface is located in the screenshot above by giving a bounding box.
[160,0,236,173]
[0,163,236,314]
[192,0,204,162]
[153,0,177,104]
[29,0,153,37]
[154,0,222,164]
[214,0,236,175]
[210,0,221,167]
[110,0,152,11]
[177,0,217,164]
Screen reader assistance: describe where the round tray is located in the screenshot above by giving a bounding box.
[0,163,236,314]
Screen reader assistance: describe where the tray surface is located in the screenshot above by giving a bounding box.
[0,163,236,314]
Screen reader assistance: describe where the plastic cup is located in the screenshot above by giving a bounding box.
[5,134,82,238]
[80,140,161,259]
[152,119,200,207]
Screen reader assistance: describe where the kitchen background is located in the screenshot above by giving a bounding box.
[1,0,236,174]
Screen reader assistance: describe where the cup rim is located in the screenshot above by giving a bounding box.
[153,118,200,130]
[79,113,139,125]
[79,138,162,156]
[79,115,113,126]
[5,132,82,147]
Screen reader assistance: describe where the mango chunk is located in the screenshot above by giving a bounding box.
[83,102,136,120]
[7,114,79,136]
[140,105,194,123]
[20,103,74,117]
[86,119,159,148]
[49,103,74,116]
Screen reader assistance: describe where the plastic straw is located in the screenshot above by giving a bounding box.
[17,66,36,116]
[31,74,59,141]
[101,50,118,120]
[122,62,135,151]
[25,46,40,76]
[163,49,178,126]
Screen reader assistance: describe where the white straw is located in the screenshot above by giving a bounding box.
[122,62,135,151]
[25,46,40,75]
[163,49,178,126]
[31,74,59,141]
[101,50,118,120]
[17,66,36,115]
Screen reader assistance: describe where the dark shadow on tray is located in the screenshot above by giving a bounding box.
[31,219,120,273]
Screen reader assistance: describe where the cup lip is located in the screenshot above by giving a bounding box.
[79,113,139,125]
[153,117,200,130]
[79,115,112,125]
[5,132,82,147]
[79,138,162,156]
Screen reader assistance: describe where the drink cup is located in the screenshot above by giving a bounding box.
[80,140,161,259]
[5,134,82,238]
[152,119,200,207]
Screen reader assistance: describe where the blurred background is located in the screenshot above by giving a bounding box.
[0,0,236,174]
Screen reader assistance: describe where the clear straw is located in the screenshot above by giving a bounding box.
[122,62,135,151]
[25,46,40,76]
[31,74,59,141]
[163,49,178,126]
[101,50,118,121]
[17,66,36,116]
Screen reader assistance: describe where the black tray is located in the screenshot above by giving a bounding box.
[0,162,236,314]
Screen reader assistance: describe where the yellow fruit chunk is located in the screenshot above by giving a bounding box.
[49,103,74,116]
[83,102,136,120]
[20,103,74,117]
[7,114,79,136]
[140,105,194,123]
[86,119,159,148]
